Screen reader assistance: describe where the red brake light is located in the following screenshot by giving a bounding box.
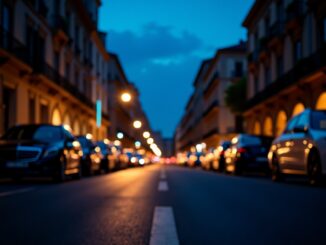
[237,148,247,154]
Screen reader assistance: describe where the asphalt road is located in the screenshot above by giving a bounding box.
[0,164,326,245]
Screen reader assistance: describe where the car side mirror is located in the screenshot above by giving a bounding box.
[293,126,308,134]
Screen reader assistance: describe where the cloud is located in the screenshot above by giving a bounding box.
[107,23,208,137]
[107,22,204,65]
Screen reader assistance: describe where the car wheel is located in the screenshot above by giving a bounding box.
[271,155,282,182]
[307,150,322,186]
[53,155,66,183]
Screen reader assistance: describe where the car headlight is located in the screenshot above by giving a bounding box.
[43,147,60,158]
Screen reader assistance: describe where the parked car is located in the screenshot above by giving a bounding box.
[212,141,231,172]
[268,109,326,185]
[0,124,82,182]
[187,151,203,167]
[225,134,273,175]
[77,135,102,176]
[97,141,118,173]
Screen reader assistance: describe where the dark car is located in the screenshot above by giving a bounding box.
[77,135,102,176]
[224,134,273,175]
[0,124,82,182]
[97,141,118,173]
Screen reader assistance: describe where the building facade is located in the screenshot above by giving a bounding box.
[0,0,111,139]
[175,41,247,153]
[243,0,326,137]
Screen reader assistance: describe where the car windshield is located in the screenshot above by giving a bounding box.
[2,125,62,141]
[240,135,262,145]
[311,111,326,130]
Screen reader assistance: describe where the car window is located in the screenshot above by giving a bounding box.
[240,135,261,145]
[295,112,309,129]
[285,115,300,133]
[311,111,326,130]
[3,125,63,141]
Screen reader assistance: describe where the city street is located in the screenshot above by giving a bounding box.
[0,164,326,245]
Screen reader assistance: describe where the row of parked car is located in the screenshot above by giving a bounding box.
[0,124,151,182]
[177,109,326,185]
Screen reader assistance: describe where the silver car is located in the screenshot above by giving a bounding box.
[268,109,326,185]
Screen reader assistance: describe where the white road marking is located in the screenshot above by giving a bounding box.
[158,181,169,191]
[0,187,35,198]
[160,169,166,179]
[150,206,179,245]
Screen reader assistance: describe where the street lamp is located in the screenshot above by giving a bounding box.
[143,131,150,139]
[121,92,132,103]
[147,137,154,145]
[117,132,124,139]
[133,120,142,129]
[135,141,141,149]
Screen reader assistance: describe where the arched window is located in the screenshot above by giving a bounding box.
[63,113,71,128]
[263,117,273,136]
[73,119,81,135]
[253,120,261,135]
[292,103,305,117]
[51,108,62,125]
[316,92,326,110]
[275,110,287,136]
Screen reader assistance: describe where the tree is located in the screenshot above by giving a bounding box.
[224,78,247,114]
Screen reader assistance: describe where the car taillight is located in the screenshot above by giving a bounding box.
[237,148,247,155]
[219,150,225,156]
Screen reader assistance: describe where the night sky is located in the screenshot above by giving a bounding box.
[99,0,254,138]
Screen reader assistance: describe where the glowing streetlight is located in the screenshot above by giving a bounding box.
[117,132,124,139]
[143,131,150,139]
[121,92,132,103]
[135,141,141,149]
[147,137,154,145]
[133,120,142,129]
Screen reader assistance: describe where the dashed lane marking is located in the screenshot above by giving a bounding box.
[150,206,179,245]
[158,181,169,191]
[0,188,35,198]
[160,169,166,180]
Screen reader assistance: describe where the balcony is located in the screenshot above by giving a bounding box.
[268,21,285,41]
[202,128,219,141]
[33,62,94,109]
[0,27,29,66]
[202,100,219,119]
[204,72,219,99]
[245,44,326,111]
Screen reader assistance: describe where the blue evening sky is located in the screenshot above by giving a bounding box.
[99,0,254,138]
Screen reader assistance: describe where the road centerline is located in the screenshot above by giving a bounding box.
[158,181,169,191]
[150,206,179,245]
[160,169,166,180]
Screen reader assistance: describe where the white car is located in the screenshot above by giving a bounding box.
[268,109,326,185]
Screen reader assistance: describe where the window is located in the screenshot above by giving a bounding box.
[295,112,309,129]
[1,4,11,32]
[2,125,63,141]
[65,62,70,80]
[54,51,60,71]
[234,62,243,77]
[3,86,16,131]
[285,116,299,133]
[265,65,271,85]
[40,103,49,123]
[254,76,259,93]
[29,97,35,123]
[312,111,326,130]
[294,40,302,63]
[323,18,326,42]
[277,55,284,77]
